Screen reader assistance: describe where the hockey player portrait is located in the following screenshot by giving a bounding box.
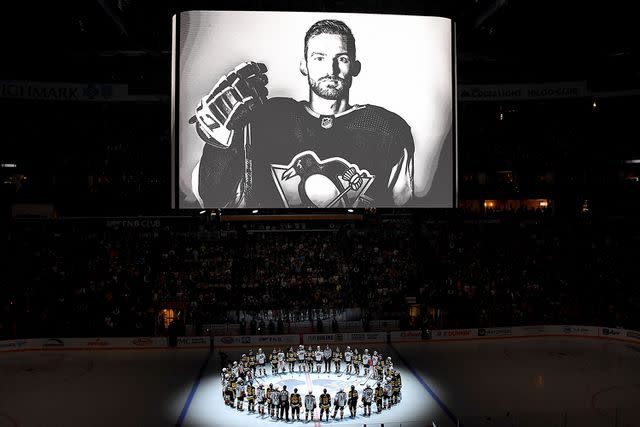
[180,12,455,209]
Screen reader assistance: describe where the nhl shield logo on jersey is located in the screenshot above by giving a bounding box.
[320,116,333,129]
[270,151,374,208]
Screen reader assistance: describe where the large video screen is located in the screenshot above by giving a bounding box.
[173,11,456,209]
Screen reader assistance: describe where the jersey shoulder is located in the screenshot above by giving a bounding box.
[347,104,412,136]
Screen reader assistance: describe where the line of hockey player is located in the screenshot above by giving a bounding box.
[221,345,403,421]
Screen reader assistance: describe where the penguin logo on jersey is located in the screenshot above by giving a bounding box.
[271,151,374,208]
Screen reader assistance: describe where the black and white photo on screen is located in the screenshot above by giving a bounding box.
[175,11,455,209]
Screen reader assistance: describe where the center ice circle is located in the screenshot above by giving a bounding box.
[221,347,403,423]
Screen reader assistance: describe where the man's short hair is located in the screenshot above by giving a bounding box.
[304,19,356,59]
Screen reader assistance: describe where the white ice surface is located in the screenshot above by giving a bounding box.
[2,338,640,427]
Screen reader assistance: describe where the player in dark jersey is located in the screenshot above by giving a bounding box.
[348,385,358,418]
[193,19,414,208]
[290,388,302,421]
[319,388,331,422]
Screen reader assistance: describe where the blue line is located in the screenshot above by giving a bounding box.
[175,351,212,427]
[388,342,459,426]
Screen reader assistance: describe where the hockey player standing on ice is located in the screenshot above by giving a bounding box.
[319,388,331,422]
[362,348,371,377]
[287,346,296,372]
[277,348,286,373]
[332,388,348,420]
[306,345,314,372]
[315,346,324,373]
[383,379,392,409]
[348,385,358,418]
[392,369,402,404]
[297,344,306,372]
[362,384,374,416]
[323,344,332,373]
[256,384,267,416]
[279,384,290,421]
[332,346,342,373]
[344,346,353,374]
[384,356,394,377]
[372,351,382,380]
[236,377,245,411]
[304,390,317,422]
[270,349,278,375]
[266,384,274,415]
[270,386,280,418]
[248,349,256,372]
[192,19,415,208]
[245,365,254,384]
[290,388,302,421]
[246,382,256,412]
[353,348,361,375]
[256,348,266,376]
[374,382,384,413]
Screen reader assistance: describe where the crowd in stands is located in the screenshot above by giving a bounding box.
[1,209,638,340]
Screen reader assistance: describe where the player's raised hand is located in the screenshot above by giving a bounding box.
[190,62,268,147]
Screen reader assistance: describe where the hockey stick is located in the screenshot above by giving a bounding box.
[360,370,374,386]
[242,123,253,206]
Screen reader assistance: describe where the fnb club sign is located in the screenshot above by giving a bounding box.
[602,328,622,337]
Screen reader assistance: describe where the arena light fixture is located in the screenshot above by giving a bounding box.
[347,209,354,213]
[252,209,259,214]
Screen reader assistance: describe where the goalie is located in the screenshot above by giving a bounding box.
[192,19,415,208]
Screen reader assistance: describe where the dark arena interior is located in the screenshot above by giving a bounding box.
[1,1,639,426]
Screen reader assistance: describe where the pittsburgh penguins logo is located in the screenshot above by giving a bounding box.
[271,151,374,208]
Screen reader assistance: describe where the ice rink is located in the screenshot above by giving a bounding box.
[2,338,640,427]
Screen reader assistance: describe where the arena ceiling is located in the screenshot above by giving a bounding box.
[1,0,637,88]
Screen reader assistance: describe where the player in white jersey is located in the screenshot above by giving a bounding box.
[323,345,332,373]
[270,387,280,418]
[297,344,306,372]
[245,366,254,384]
[256,384,267,416]
[362,384,374,416]
[344,346,353,374]
[362,349,371,376]
[304,391,317,421]
[256,348,266,376]
[277,348,286,373]
[236,378,245,411]
[220,367,228,385]
[314,346,323,373]
[332,388,348,420]
[383,380,393,409]
[385,356,394,377]
[372,351,380,379]
[232,361,239,378]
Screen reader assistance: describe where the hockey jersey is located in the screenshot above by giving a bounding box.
[257,387,266,403]
[198,98,415,208]
[335,391,347,407]
[319,393,331,408]
[362,387,373,403]
[290,393,301,407]
[304,394,316,411]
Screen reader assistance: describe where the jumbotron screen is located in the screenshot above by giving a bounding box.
[172,11,456,209]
